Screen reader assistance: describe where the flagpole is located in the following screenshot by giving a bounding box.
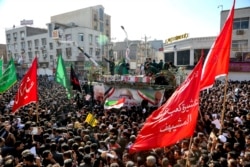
[219,75,228,135]
[36,102,39,123]
[186,136,193,167]
[198,108,204,124]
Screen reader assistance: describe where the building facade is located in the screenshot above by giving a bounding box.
[163,7,250,73]
[5,5,110,77]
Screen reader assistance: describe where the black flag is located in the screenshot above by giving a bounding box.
[70,65,82,93]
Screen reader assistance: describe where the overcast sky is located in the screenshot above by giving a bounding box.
[0,0,249,44]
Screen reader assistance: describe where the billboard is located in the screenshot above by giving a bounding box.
[93,84,166,108]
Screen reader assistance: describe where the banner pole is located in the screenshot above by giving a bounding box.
[36,102,39,123]
[219,75,228,135]
[186,136,193,167]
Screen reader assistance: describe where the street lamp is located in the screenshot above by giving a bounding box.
[121,26,130,63]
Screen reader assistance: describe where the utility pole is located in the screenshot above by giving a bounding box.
[121,26,131,63]
[142,35,151,60]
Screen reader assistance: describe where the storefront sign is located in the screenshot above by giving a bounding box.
[166,33,189,43]
[229,62,250,72]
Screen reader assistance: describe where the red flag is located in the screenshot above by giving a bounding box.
[129,56,204,153]
[12,57,38,113]
[200,0,235,91]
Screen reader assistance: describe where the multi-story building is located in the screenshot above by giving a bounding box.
[5,5,110,77]
[0,44,7,64]
[163,7,250,76]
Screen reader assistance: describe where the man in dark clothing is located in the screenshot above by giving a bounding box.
[50,142,64,166]
[104,57,115,75]
[158,59,164,71]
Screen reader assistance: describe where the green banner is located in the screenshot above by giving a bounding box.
[55,55,71,99]
[0,57,17,93]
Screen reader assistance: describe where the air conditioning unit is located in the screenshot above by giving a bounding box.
[40,47,44,50]
[236,29,244,35]
[35,47,38,50]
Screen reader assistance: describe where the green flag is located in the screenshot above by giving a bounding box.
[0,57,3,77]
[55,55,71,98]
[0,57,17,93]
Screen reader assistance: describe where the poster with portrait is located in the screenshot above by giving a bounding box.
[94,84,165,108]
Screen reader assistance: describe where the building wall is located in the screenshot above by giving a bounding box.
[0,44,7,64]
[51,8,93,28]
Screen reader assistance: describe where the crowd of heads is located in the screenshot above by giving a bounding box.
[0,75,250,167]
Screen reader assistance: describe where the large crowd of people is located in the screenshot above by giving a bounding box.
[0,75,250,167]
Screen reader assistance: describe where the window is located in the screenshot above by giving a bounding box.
[89,34,93,44]
[21,42,25,50]
[49,43,53,50]
[94,14,97,21]
[20,31,25,39]
[35,51,40,57]
[106,19,109,26]
[41,38,47,46]
[13,33,17,40]
[6,34,11,43]
[66,47,72,57]
[100,22,104,32]
[177,50,190,65]
[42,50,47,59]
[28,52,33,62]
[95,36,99,45]
[78,33,84,41]
[34,39,39,47]
[65,34,72,41]
[50,55,54,61]
[7,44,12,51]
[99,8,104,21]
[233,17,249,30]
[89,48,93,56]
[232,40,248,51]
[193,49,209,65]
[96,48,101,56]
[164,52,174,64]
[28,41,32,48]
[14,43,18,50]
[106,30,109,38]
[14,53,18,60]
[56,49,62,56]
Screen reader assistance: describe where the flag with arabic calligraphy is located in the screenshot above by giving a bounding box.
[55,55,71,99]
[0,57,17,93]
[70,65,82,93]
[200,0,235,91]
[129,56,204,153]
[12,57,38,113]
